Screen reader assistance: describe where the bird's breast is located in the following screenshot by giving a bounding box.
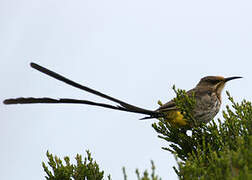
[193,91,221,123]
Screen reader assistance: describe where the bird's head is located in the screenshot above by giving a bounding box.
[196,76,242,95]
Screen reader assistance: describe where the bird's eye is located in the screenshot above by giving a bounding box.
[207,91,212,96]
[208,79,220,84]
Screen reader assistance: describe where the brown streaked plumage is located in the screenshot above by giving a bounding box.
[154,76,242,126]
[3,63,242,127]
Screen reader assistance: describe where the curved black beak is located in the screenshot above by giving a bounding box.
[224,76,243,82]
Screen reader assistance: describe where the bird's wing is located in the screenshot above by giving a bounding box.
[155,88,196,112]
[155,100,178,112]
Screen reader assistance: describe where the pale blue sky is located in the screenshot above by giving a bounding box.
[1,0,251,179]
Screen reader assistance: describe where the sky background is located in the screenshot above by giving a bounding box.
[1,0,251,179]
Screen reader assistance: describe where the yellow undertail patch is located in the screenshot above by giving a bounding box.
[165,110,188,127]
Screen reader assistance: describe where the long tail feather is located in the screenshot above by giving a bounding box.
[3,63,159,118]
[4,97,153,115]
[30,63,155,115]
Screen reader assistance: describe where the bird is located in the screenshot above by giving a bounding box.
[3,63,242,127]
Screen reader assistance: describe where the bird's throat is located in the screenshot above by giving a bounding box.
[215,82,225,101]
